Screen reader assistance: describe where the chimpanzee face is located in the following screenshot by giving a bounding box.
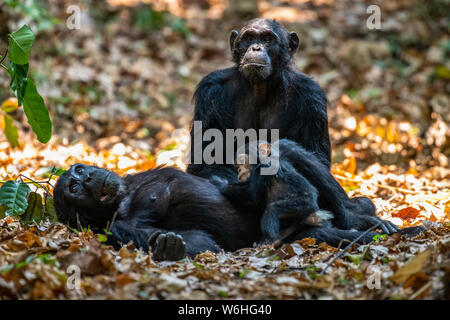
[230,19,299,83]
[53,163,125,228]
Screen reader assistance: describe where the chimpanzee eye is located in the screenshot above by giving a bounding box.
[244,34,254,42]
[262,34,273,43]
[69,182,80,193]
[74,165,84,175]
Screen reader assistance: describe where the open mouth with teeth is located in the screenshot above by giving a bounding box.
[100,189,109,202]
[99,172,112,202]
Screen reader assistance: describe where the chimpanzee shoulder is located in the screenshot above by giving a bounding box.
[285,70,328,114]
[192,67,239,126]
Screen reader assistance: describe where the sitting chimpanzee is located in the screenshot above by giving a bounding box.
[187,18,395,234]
[54,163,422,261]
[211,140,333,243]
[188,18,330,182]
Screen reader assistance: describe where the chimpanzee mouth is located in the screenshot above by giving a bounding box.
[99,172,113,203]
[100,189,109,202]
[244,62,268,67]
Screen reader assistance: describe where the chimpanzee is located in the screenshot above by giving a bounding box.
[187,18,397,234]
[211,140,333,243]
[54,163,420,261]
[54,163,260,261]
[188,18,330,182]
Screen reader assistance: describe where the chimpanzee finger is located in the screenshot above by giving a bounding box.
[153,234,168,261]
[386,221,400,233]
[392,222,401,232]
[165,232,186,260]
[380,222,390,234]
[148,231,162,248]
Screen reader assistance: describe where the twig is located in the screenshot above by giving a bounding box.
[320,221,382,275]
[107,210,119,233]
[322,238,351,263]
[0,47,7,65]
[15,174,53,198]
[408,281,432,300]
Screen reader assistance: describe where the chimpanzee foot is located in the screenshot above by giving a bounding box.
[148,231,186,261]
[398,225,425,237]
[355,215,400,234]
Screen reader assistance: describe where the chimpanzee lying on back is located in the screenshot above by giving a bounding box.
[54,164,260,260]
[54,163,423,261]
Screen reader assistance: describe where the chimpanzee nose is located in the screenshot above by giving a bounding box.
[251,45,262,52]
[82,171,95,188]
[85,172,93,182]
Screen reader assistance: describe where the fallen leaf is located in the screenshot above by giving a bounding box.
[392,207,421,220]
[296,238,316,248]
[391,250,431,284]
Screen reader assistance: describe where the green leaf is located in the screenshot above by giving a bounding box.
[434,65,450,79]
[372,234,388,242]
[3,114,19,148]
[8,25,35,65]
[51,167,66,177]
[23,78,52,143]
[0,181,31,216]
[21,191,43,223]
[191,261,205,270]
[9,62,29,106]
[97,233,108,243]
[44,196,58,222]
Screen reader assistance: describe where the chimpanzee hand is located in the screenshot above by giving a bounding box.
[353,214,400,234]
[148,231,186,261]
[209,175,228,192]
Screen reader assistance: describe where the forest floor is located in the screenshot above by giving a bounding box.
[0,0,449,299]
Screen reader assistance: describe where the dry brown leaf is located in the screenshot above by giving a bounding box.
[296,238,316,248]
[392,207,421,220]
[116,274,135,286]
[403,271,429,291]
[391,250,431,284]
[119,247,131,258]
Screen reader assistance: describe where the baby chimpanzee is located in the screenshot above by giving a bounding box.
[211,140,333,243]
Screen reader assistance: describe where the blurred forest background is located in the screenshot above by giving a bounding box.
[0,0,448,174]
[0,0,450,298]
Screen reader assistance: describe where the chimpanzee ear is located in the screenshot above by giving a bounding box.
[230,30,239,51]
[288,32,299,55]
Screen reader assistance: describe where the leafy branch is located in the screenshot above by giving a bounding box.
[0,24,52,148]
[0,167,64,223]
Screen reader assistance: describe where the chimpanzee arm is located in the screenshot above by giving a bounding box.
[187,68,239,184]
[212,179,259,208]
[108,220,157,250]
[287,72,331,168]
[211,166,271,208]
